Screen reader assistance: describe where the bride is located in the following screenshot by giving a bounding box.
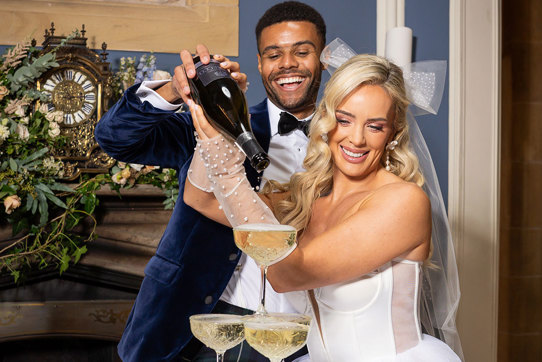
[184,54,461,361]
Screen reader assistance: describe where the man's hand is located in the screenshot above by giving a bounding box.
[157,44,248,104]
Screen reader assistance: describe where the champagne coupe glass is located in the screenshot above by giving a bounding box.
[244,313,312,362]
[233,223,297,314]
[189,314,245,362]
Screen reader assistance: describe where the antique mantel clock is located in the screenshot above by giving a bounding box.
[37,23,115,180]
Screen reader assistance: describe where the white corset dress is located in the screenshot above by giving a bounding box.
[288,259,460,362]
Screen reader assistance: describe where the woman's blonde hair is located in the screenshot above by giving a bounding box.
[267,54,424,232]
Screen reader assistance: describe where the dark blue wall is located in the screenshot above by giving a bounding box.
[1,0,449,203]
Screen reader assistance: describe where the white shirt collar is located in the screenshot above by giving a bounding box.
[266,99,314,136]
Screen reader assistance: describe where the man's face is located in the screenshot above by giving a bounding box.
[257,21,323,118]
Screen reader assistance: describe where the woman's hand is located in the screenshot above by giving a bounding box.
[212,54,249,92]
[188,100,220,140]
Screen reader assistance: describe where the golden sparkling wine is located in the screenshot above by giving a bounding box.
[244,319,310,360]
[233,223,297,266]
[189,314,245,354]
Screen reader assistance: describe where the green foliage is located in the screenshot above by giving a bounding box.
[7,52,58,93]
[0,35,180,284]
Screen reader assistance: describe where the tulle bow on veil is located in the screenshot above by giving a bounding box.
[321,38,447,116]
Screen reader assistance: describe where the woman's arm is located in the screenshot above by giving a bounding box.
[183,101,284,227]
[267,182,432,292]
[184,180,230,225]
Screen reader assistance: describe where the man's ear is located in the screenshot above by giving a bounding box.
[257,54,262,74]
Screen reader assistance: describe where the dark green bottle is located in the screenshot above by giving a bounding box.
[188,56,270,172]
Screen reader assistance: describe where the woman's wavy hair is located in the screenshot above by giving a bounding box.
[267,54,424,231]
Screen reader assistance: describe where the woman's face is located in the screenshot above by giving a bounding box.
[328,84,395,179]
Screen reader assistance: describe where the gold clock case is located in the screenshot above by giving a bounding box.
[37,26,116,181]
[39,65,99,126]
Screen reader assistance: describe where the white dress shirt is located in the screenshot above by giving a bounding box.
[136,81,310,313]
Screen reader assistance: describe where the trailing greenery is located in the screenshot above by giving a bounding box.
[0,34,178,283]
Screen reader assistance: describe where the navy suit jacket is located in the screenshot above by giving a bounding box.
[94,85,271,361]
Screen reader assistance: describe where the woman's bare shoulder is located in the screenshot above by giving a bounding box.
[362,180,430,213]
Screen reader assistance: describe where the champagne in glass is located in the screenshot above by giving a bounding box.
[233,223,297,314]
[189,314,245,362]
[244,313,311,362]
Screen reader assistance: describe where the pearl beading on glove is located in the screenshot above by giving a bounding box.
[188,134,279,227]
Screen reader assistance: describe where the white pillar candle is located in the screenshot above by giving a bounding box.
[385,26,413,68]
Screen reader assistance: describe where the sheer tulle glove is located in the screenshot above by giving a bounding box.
[187,102,278,227]
[187,133,213,192]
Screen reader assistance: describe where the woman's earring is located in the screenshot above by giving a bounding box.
[321,133,328,143]
[385,140,398,171]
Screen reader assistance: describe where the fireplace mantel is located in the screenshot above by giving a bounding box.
[0,184,172,348]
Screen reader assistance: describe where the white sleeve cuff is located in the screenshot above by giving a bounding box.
[136,80,184,111]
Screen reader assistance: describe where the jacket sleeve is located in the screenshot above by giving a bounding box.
[94,84,196,169]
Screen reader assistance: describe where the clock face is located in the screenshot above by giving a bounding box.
[42,68,98,126]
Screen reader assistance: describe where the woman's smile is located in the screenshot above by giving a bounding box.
[340,145,370,163]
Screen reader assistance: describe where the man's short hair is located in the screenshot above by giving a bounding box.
[255,1,326,52]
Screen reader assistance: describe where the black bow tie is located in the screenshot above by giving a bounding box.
[278,112,310,136]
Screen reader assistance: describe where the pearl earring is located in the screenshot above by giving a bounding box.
[385,140,398,171]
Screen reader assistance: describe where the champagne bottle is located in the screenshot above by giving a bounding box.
[188,56,270,172]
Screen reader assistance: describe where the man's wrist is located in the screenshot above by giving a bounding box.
[155,82,183,104]
[136,80,183,111]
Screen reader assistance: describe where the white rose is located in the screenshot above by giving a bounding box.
[14,106,26,118]
[53,110,64,123]
[48,122,61,138]
[39,103,49,114]
[20,116,29,125]
[16,124,29,141]
[4,195,21,214]
[45,112,56,121]
[152,70,172,81]
[112,171,127,185]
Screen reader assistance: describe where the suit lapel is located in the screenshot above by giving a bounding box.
[249,99,271,153]
[245,99,271,186]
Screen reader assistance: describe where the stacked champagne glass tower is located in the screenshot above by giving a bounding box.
[190,224,312,362]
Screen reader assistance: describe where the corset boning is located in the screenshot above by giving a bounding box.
[307,260,422,361]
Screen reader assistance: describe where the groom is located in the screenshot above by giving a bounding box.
[95,1,326,361]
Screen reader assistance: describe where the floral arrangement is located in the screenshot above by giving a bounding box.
[135,53,156,83]
[0,36,177,283]
[112,53,171,98]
